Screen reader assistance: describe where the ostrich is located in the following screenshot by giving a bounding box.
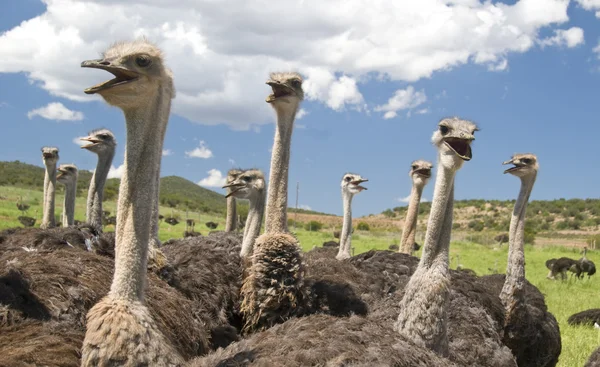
[80,128,116,230]
[399,160,433,255]
[80,39,183,365]
[239,72,311,333]
[549,257,578,280]
[335,173,368,260]
[578,247,596,279]
[225,168,243,232]
[395,117,477,355]
[40,146,59,229]
[17,216,36,227]
[495,233,509,246]
[56,164,78,227]
[16,196,30,215]
[205,221,218,229]
[223,169,266,259]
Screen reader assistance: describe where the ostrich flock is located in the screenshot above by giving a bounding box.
[0,38,597,367]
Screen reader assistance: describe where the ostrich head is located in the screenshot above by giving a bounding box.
[57,164,78,185]
[341,173,368,195]
[409,159,433,187]
[226,168,244,187]
[503,153,538,178]
[265,72,304,111]
[80,128,117,154]
[223,169,265,199]
[41,146,59,165]
[82,39,174,108]
[431,117,478,169]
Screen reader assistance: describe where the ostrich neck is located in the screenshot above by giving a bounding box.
[41,163,57,228]
[86,149,115,229]
[264,106,297,234]
[110,87,171,302]
[62,181,77,227]
[337,191,354,259]
[500,173,536,308]
[396,162,456,355]
[400,184,424,254]
[225,196,237,232]
[240,190,266,258]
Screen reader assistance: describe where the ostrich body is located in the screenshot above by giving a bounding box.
[240,72,310,333]
[40,147,59,229]
[80,39,183,365]
[223,169,266,259]
[399,160,432,255]
[57,164,78,227]
[225,168,242,232]
[395,117,477,355]
[81,128,116,230]
[578,247,596,279]
[335,173,368,260]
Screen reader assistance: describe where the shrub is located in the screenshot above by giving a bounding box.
[468,220,484,232]
[304,220,323,231]
[357,222,370,231]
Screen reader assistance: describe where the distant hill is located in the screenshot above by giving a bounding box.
[0,161,332,216]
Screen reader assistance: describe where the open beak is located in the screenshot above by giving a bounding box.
[351,178,368,191]
[80,136,101,149]
[222,182,246,198]
[81,59,140,94]
[265,81,295,103]
[42,153,54,159]
[502,159,523,174]
[414,169,432,178]
[443,137,473,161]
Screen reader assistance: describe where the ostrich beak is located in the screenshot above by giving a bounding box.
[80,136,101,149]
[81,58,140,94]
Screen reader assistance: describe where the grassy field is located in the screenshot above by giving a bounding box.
[1,185,599,366]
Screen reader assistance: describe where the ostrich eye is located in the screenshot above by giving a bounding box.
[345,176,351,182]
[135,56,151,67]
[291,79,301,88]
[98,134,108,139]
[439,125,449,135]
[411,165,418,170]
[522,158,532,164]
[243,176,251,182]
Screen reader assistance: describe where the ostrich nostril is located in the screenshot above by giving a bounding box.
[99,60,110,66]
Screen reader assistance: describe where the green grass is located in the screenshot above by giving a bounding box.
[1,185,599,366]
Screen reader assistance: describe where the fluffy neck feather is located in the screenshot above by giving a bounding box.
[264,104,298,234]
[400,183,424,254]
[62,179,77,227]
[240,190,266,258]
[336,191,354,260]
[110,85,171,301]
[500,173,536,309]
[226,196,237,232]
[86,149,115,229]
[41,162,57,229]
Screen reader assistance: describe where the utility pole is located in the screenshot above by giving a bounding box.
[294,181,299,230]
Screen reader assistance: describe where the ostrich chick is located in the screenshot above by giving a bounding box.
[336,173,368,260]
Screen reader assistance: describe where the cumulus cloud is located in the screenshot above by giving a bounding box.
[198,169,226,188]
[299,204,312,210]
[398,195,427,203]
[0,0,584,128]
[375,86,427,119]
[162,149,173,156]
[539,27,585,48]
[27,102,84,121]
[107,164,125,179]
[185,141,213,159]
[296,108,308,120]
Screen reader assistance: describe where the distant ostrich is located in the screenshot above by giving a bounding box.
[205,221,218,229]
[16,196,30,215]
[577,247,596,279]
[186,218,195,231]
[80,128,116,230]
[545,258,557,279]
[223,169,266,259]
[225,168,243,232]
[396,118,478,354]
[56,164,78,227]
[80,39,184,365]
[399,160,432,255]
[17,216,36,227]
[495,233,509,245]
[495,153,561,367]
[336,173,368,260]
[165,216,179,226]
[40,146,59,229]
[549,257,578,280]
[238,72,313,334]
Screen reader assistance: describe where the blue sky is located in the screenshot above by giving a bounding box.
[1,0,600,217]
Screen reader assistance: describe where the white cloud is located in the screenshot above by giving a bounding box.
[575,0,600,13]
[185,141,213,159]
[73,136,87,146]
[0,0,582,128]
[539,27,585,48]
[397,195,411,203]
[107,164,125,179]
[594,42,600,57]
[415,108,430,115]
[27,102,83,121]
[198,169,226,188]
[299,204,312,210]
[162,149,173,156]
[296,108,308,120]
[375,86,427,120]
[228,158,236,165]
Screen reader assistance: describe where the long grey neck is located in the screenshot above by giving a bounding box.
[264,107,297,234]
[62,180,77,227]
[110,87,171,302]
[225,196,237,232]
[41,163,57,229]
[86,149,114,229]
[400,183,424,255]
[500,173,536,308]
[336,191,354,259]
[240,190,266,258]
[396,162,456,355]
